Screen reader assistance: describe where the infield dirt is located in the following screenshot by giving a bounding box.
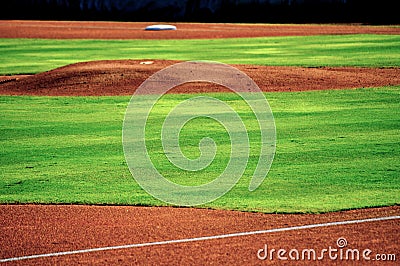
[1,205,399,265]
[1,20,399,40]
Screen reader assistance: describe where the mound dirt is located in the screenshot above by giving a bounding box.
[1,60,400,96]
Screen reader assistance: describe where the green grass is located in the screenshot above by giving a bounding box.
[1,87,399,213]
[1,34,400,74]
[1,33,399,212]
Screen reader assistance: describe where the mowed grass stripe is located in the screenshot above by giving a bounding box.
[1,87,399,213]
[1,34,400,74]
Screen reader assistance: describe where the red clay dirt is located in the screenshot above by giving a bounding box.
[0,205,399,265]
[1,60,400,96]
[0,20,399,40]
[1,21,399,265]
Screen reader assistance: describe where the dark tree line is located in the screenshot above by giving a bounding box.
[1,0,398,24]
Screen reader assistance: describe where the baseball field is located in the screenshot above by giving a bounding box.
[0,20,399,264]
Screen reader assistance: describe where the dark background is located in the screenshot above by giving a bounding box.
[1,0,398,24]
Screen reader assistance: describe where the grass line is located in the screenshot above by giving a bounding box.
[1,34,399,74]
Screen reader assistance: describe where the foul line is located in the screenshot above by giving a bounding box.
[1,215,399,263]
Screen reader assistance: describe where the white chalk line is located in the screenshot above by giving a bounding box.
[1,215,399,263]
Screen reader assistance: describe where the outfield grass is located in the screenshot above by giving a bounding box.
[1,87,399,213]
[1,34,400,74]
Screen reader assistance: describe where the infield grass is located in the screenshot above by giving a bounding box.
[1,87,399,213]
[1,34,400,74]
